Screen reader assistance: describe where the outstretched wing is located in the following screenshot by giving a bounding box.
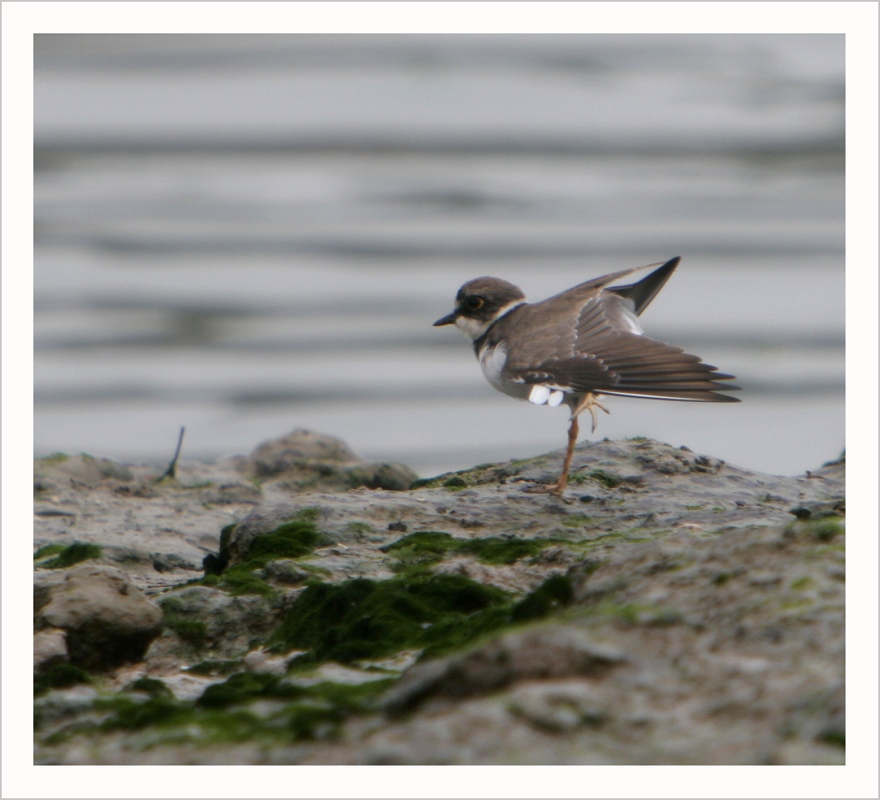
[502,270,740,403]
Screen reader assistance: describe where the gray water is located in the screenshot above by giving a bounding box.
[33,34,845,477]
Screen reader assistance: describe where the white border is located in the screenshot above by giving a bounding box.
[4,3,877,799]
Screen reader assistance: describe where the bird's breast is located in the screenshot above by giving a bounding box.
[477,343,527,399]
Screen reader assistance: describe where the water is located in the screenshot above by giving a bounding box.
[33,34,845,477]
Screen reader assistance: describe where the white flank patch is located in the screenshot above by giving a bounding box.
[528,385,551,405]
[547,390,565,407]
[479,344,509,393]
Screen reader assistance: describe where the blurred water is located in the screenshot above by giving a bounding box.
[33,34,845,477]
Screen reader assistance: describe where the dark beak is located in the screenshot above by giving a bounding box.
[433,311,456,327]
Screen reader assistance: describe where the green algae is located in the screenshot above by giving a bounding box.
[510,574,575,623]
[382,531,565,570]
[54,675,399,748]
[268,571,579,666]
[201,509,325,595]
[34,544,67,560]
[197,671,303,708]
[34,663,92,696]
[163,615,209,649]
[36,542,103,569]
[269,573,510,663]
[242,515,323,564]
[561,513,597,528]
[590,602,683,627]
[125,677,174,698]
[588,469,622,489]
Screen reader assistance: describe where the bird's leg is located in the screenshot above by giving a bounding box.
[552,413,580,495]
[523,413,580,497]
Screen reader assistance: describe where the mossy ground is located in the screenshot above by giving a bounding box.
[41,673,399,749]
[34,542,103,569]
[269,571,576,665]
[381,531,566,570]
[201,509,326,595]
[35,663,92,696]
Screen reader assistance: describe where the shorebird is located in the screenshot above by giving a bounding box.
[434,257,740,495]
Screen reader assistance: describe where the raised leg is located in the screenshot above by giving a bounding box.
[576,393,610,433]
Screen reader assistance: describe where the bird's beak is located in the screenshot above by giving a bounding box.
[433,311,457,327]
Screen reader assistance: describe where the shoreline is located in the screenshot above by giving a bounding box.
[34,429,845,765]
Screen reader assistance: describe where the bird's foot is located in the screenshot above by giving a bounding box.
[587,399,611,433]
[521,482,574,502]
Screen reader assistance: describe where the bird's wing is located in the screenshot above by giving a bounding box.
[503,283,740,402]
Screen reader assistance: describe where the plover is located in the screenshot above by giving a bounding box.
[434,257,740,495]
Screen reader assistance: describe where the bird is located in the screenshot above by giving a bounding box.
[433,257,740,495]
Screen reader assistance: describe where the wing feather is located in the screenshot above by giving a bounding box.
[499,273,739,403]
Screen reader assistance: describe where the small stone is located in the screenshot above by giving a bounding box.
[388,521,408,533]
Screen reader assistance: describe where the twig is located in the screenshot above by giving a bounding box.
[156,426,186,482]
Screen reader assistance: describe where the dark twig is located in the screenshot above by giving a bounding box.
[156,426,186,482]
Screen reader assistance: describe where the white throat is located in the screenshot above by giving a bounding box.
[453,300,525,341]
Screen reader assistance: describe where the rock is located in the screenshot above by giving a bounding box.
[35,453,134,489]
[260,559,312,586]
[506,680,609,732]
[34,628,69,671]
[156,585,280,658]
[217,505,325,569]
[384,623,626,715]
[248,429,361,476]
[242,648,296,676]
[345,463,419,491]
[237,429,418,492]
[36,564,163,670]
[32,433,846,766]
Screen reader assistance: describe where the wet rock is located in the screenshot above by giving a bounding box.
[507,680,609,732]
[204,482,263,506]
[384,623,626,715]
[345,463,418,491]
[36,564,163,670]
[236,429,418,492]
[35,453,134,489]
[218,505,325,569]
[156,585,280,658]
[248,429,361,476]
[34,628,69,672]
[32,432,846,766]
[788,499,845,520]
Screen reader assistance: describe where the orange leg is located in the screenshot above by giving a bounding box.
[524,392,610,496]
[550,414,580,494]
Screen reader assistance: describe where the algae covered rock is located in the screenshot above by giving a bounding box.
[156,585,280,658]
[35,564,163,670]
[32,433,845,767]
[207,504,326,573]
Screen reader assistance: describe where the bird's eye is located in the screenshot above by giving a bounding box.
[465,296,485,311]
